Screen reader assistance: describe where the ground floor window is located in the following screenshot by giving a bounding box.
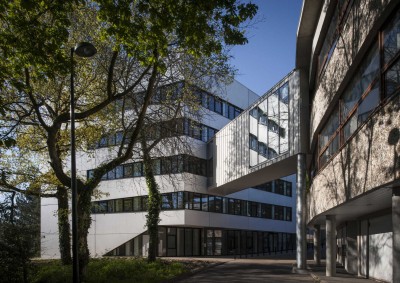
[105,226,296,257]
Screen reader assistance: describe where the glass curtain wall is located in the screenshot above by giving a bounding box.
[249,82,290,166]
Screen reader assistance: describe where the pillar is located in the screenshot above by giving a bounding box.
[326,214,336,276]
[314,224,321,265]
[393,187,400,283]
[357,220,362,277]
[296,153,307,270]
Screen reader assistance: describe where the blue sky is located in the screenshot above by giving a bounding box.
[230,0,303,96]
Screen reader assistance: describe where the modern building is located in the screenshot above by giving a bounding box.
[41,0,400,282]
[297,0,400,282]
[41,80,298,259]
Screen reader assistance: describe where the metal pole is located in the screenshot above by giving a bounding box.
[70,47,80,283]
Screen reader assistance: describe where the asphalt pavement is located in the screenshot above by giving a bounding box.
[168,253,378,283]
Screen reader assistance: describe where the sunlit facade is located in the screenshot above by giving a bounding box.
[299,0,400,282]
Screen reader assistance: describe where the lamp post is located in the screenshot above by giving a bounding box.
[70,42,97,283]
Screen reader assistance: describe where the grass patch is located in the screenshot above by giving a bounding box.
[30,258,187,283]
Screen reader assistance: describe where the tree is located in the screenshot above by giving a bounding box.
[0,192,40,283]
[0,0,257,279]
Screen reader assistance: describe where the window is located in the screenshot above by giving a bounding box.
[383,9,400,64]
[234,199,241,215]
[201,195,208,211]
[279,83,289,104]
[115,199,123,212]
[250,107,259,119]
[116,132,123,145]
[115,166,123,179]
[285,182,292,197]
[107,169,116,180]
[228,104,235,120]
[385,59,400,97]
[268,120,280,134]
[133,162,143,177]
[208,196,215,212]
[261,204,272,219]
[123,198,133,212]
[177,192,184,209]
[268,148,278,159]
[249,134,258,151]
[124,164,133,178]
[133,197,142,211]
[193,193,201,210]
[152,159,161,175]
[285,207,292,221]
[87,170,94,180]
[316,6,400,171]
[228,199,235,214]
[274,206,284,220]
[341,44,379,121]
[97,201,108,213]
[162,194,174,210]
[215,99,222,114]
[215,197,223,213]
[208,95,215,112]
[259,114,268,125]
[234,107,241,118]
[275,180,285,195]
[258,142,268,158]
[222,102,229,117]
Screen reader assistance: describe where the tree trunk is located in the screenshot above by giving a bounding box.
[141,140,161,262]
[56,186,72,265]
[77,187,92,281]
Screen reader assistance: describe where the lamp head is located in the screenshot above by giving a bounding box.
[74,42,97,58]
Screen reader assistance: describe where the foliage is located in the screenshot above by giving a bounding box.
[0,0,258,278]
[0,194,40,283]
[30,258,186,283]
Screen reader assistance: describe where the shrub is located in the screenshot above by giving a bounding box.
[31,258,186,283]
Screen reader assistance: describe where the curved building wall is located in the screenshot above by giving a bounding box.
[309,0,392,142]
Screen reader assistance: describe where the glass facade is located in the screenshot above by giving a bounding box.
[315,7,400,171]
[252,179,292,197]
[91,190,293,222]
[91,118,218,149]
[106,226,296,257]
[87,154,207,180]
[317,0,352,81]
[249,82,289,164]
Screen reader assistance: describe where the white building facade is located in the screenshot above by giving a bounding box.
[41,79,298,258]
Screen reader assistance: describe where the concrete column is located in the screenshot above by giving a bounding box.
[314,224,321,265]
[326,214,336,276]
[357,220,361,277]
[296,153,307,270]
[393,187,400,283]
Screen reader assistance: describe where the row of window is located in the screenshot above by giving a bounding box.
[93,118,218,149]
[249,134,278,159]
[249,107,286,138]
[316,7,400,171]
[317,0,351,82]
[107,227,296,257]
[92,191,293,221]
[195,88,243,119]
[252,179,292,197]
[87,154,207,181]
[116,81,243,121]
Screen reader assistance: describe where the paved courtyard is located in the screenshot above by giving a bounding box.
[168,254,378,283]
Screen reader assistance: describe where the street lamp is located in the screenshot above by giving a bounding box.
[70,42,97,283]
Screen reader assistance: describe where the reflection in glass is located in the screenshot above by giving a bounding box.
[385,59,400,97]
[383,9,400,64]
